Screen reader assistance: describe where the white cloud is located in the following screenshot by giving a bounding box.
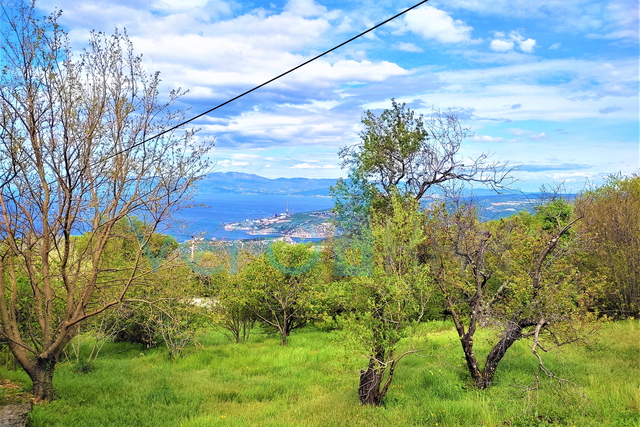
[404,6,475,43]
[396,42,423,53]
[490,39,514,52]
[446,0,638,42]
[291,163,337,169]
[284,0,327,18]
[518,38,536,53]
[549,43,561,50]
[431,58,638,122]
[490,30,536,53]
[201,106,358,147]
[335,16,354,33]
[152,0,211,13]
[510,31,537,53]
[218,160,249,167]
[471,135,506,142]
[529,132,547,141]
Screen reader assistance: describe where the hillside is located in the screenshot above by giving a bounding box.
[198,172,337,196]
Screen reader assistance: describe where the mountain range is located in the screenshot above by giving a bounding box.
[197,172,502,197]
[198,172,337,196]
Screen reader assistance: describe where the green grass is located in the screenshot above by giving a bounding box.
[0,320,638,426]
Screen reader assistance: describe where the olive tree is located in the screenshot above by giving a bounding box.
[242,242,326,346]
[424,199,598,389]
[0,1,212,399]
[331,100,511,403]
[339,193,432,406]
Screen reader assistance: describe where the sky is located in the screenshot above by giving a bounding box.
[33,0,639,192]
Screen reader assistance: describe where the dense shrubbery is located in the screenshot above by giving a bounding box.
[577,174,640,317]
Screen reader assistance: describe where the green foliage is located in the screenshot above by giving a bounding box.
[70,358,95,375]
[337,193,433,404]
[91,229,207,358]
[335,99,512,212]
[533,197,574,233]
[103,297,206,359]
[339,99,429,204]
[241,242,327,345]
[107,303,163,349]
[206,272,256,343]
[331,172,374,239]
[577,174,640,317]
[423,197,601,389]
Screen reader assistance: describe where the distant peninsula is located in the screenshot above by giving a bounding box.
[224,208,334,239]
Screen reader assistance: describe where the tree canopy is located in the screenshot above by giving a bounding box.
[336,99,514,207]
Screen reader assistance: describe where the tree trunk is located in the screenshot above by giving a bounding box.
[462,319,536,389]
[29,356,57,401]
[459,333,485,388]
[358,359,385,406]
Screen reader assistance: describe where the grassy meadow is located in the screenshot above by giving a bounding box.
[0,320,638,427]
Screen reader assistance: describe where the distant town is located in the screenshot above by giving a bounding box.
[223,202,334,239]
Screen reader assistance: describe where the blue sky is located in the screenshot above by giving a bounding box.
[36,0,639,191]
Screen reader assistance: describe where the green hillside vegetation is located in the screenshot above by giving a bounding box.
[0,321,637,426]
[0,175,638,424]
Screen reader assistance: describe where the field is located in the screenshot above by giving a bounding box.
[1,320,638,427]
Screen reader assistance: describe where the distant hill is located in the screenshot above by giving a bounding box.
[198,172,337,196]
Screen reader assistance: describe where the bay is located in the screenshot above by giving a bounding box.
[166,190,567,242]
[168,193,334,241]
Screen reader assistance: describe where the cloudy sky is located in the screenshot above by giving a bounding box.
[36,0,639,191]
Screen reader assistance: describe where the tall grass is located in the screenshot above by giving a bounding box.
[0,320,637,426]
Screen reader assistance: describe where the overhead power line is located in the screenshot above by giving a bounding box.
[115,0,430,157]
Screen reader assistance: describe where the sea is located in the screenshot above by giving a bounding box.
[167,191,560,242]
[168,193,335,242]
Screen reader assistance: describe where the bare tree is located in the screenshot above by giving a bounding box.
[0,1,212,399]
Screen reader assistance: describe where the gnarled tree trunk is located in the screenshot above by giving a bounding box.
[358,351,407,406]
[359,359,385,405]
[358,359,386,406]
[459,319,537,389]
[29,357,57,401]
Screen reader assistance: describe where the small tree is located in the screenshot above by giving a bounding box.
[0,1,212,399]
[340,193,432,405]
[425,199,598,389]
[208,270,256,344]
[242,242,325,346]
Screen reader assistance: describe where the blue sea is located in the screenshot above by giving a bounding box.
[168,193,334,241]
[166,191,558,242]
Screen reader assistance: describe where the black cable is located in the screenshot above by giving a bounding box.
[113,0,430,157]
